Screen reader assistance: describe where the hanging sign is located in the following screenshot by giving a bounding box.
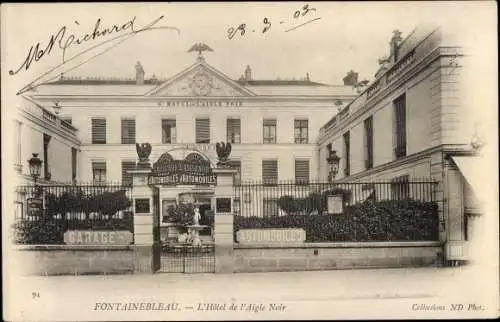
[149,151,216,185]
[27,198,43,216]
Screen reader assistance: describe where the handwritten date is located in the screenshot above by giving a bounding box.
[227,4,319,40]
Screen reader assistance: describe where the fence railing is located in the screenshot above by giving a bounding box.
[234,180,437,218]
[233,180,439,242]
[13,184,134,244]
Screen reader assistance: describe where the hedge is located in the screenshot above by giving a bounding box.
[234,199,439,242]
[12,216,134,245]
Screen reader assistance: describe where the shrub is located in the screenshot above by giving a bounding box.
[12,218,65,244]
[164,202,195,225]
[278,187,352,215]
[235,199,439,242]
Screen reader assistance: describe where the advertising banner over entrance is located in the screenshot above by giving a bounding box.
[150,151,216,185]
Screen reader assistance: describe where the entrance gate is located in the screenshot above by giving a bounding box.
[148,149,217,273]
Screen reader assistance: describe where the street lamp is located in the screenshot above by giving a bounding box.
[28,153,43,186]
[326,149,341,183]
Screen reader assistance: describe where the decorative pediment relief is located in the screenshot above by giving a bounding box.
[146,63,255,97]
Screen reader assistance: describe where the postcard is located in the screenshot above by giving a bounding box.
[2,2,498,320]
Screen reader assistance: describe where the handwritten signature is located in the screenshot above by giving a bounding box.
[11,15,180,95]
[10,15,168,76]
[227,4,320,40]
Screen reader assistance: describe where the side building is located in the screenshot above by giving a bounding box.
[12,97,81,219]
[317,25,485,264]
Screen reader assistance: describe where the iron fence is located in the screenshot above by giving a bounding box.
[233,179,440,242]
[234,179,437,218]
[13,183,134,244]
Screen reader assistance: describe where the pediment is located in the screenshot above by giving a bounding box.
[146,61,255,97]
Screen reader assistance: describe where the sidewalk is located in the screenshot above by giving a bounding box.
[5,266,498,320]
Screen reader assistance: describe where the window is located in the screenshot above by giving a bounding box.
[228,160,242,185]
[161,119,177,144]
[71,147,77,181]
[91,118,106,144]
[295,159,310,184]
[263,199,279,217]
[43,134,51,180]
[343,131,350,177]
[294,119,308,144]
[226,118,241,144]
[364,116,374,170]
[195,118,210,143]
[121,161,136,186]
[263,119,277,144]
[393,93,407,158]
[92,161,107,184]
[121,118,136,144]
[391,175,409,200]
[262,160,278,185]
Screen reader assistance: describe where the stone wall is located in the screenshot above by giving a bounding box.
[15,245,134,276]
[234,242,443,273]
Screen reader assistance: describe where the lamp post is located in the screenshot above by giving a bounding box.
[28,153,43,186]
[327,149,341,183]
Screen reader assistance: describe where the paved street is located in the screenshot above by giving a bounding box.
[5,265,498,320]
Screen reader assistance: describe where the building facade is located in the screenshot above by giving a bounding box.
[23,52,358,220]
[317,25,484,263]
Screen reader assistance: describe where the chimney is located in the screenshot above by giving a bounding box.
[343,70,358,86]
[244,65,252,81]
[390,30,403,63]
[135,61,145,85]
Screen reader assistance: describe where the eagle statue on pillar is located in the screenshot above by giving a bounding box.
[136,143,152,168]
[215,141,232,167]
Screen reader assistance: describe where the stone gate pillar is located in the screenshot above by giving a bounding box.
[129,142,156,273]
[212,167,237,273]
[128,168,155,273]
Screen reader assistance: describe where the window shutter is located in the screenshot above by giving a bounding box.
[295,159,309,184]
[196,118,210,143]
[121,119,136,144]
[121,161,136,186]
[394,94,406,158]
[262,160,278,184]
[343,131,350,176]
[91,118,106,144]
[364,116,373,169]
[71,148,77,181]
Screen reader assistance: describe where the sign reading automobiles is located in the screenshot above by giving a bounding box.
[149,151,216,185]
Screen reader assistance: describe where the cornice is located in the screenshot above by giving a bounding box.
[334,144,472,182]
[20,109,81,146]
[317,46,463,145]
[29,94,357,104]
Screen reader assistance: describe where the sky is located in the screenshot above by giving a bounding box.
[2,1,495,90]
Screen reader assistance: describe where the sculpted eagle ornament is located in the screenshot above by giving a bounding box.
[136,143,152,162]
[187,43,214,56]
[215,141,232,167]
